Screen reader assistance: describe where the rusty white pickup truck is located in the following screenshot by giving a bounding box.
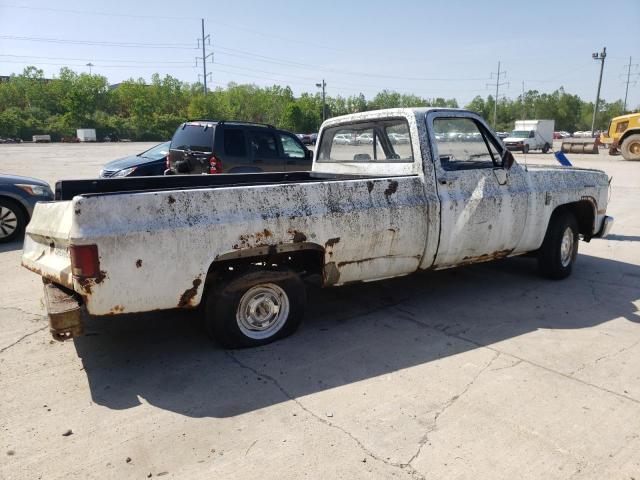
[22,108,613,348]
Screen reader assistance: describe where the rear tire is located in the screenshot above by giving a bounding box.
[204,269,306,348]
[0,198,26,244]
[538,210,579,279]
[523,145,530,154]
[542,143,550,154]
[620,134,640,161]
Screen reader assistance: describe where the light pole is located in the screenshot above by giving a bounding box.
[591,47,606,136]
[316,79,326,123]
[86,62,94,75]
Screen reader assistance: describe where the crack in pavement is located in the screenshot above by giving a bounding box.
[0,306,45,318]
[225,350,425,480]
[393,305,640,405]
[401,351,501,468]
[0,326,47,354]
[569,338,640,376]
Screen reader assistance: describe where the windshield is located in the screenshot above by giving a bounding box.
[140,141,170,160]
[171,124,214,152]
[511,130,530,138]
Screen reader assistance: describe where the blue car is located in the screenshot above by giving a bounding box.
[99,141,170,178]
[0,174,54,243]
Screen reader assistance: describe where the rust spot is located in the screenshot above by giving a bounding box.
[289,230,307,243]
[384,180,398,198]
[77,277,93,295]
[325,237,340,247]
[460,249,512,266]
[168,195,176,204]
[178,278,202,308]
[135,259,142,268]
[367,181,374,193]
[95,270,107,284]
[323,262,340,286]
[110,305,125,314]
[263,229,272,237]
[338,257,377,267]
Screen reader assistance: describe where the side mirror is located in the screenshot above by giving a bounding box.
[529,131,535,138]
[502,150,515,170]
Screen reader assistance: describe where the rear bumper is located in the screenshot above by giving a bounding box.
[593,216,614,239]
[43,282,84,341]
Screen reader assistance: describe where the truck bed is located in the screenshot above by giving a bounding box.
[55,171,381,200]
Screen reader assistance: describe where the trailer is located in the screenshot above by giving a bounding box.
[76,129,96,142]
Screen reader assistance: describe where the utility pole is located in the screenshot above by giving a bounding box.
[316,79,327,122]
[622,56,638,112]
[591,47,606,136]
[196,18,213,94]
[521,81,525,120]
[486,61,508,128]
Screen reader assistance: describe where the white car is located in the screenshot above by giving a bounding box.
[333,133,355,145]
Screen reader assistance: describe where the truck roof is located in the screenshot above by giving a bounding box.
[320,107,471,127]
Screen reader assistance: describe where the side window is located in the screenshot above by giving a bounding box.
[433,117,498,170]
[279,133,305,158]
[250,130,278,158]
[223,128,246,157]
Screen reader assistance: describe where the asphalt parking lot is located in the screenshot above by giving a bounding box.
[1,141,639,479]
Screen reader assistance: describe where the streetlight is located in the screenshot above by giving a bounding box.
[316,79,327,123]
[86,62,94,75]
[591,47,606,136]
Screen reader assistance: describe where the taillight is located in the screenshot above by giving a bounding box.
[209,155,223,174]
[70,244,100,278]
[164,155,170,170]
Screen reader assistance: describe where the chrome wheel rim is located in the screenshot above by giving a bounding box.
[236,283,289,340]
[560,227,574,267]
[0,206,18,239]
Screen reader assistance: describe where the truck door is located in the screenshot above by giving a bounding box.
[426,112,528,268]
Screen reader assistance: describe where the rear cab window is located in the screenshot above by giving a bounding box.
[171,123,214,152]
[317,118,413,163]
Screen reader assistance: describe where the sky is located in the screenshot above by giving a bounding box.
[0,0,639,108]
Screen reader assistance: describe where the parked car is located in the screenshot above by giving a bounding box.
[332,133,356,145]
[496,131,509,139]
[298,133,317,145]
[0,174,53,243]
[166,121,312,174]
[99,141,170,178]
[356,132,373,144]
[22,108,612,347]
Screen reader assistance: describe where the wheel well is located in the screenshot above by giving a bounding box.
[554,200,595,240]
[620,129,640,145]
[205,248,325,288]
[0,195,29,221]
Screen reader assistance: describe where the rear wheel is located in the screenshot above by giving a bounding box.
[542,143,550,154]
[620,134,640,161]
[204,269,306,348]
[538,210,579,279]
[523,144,530,154]
[0,198,26,244]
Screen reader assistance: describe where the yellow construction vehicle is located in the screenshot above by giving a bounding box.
[600,112,640,160]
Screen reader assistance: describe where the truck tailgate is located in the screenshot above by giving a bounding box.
[21,201,74,288]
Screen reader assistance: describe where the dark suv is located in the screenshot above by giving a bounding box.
[166,120,312,175]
